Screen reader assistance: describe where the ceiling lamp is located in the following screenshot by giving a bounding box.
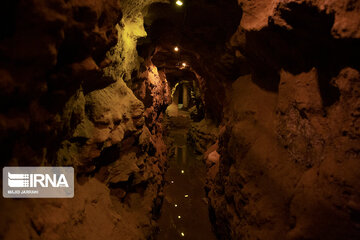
[182,62,187,67]
[176,0,183,6]
[174,46,179,52]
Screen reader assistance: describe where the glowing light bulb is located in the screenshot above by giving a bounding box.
[181,170,184,174]
[181,232,185,237]
[171,180,174,183]
[174,46,179,52]
[182,62,187,67]
[178,215,181,219]
[184,194,189,198]
[176,0,183,6]
[175,204,178,207]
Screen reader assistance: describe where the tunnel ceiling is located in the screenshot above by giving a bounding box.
[139,0,242,77]
[162,69,197,88]
[136,0,244,122]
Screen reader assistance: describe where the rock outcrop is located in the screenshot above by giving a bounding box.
[207,1,360,239]
[1,0,359,239]
[188,119,218,154]
[0,1,171,239]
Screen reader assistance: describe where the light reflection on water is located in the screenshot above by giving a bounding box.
[156,132,217,240]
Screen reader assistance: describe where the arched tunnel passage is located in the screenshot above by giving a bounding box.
[0,0,360,240]
[154,60,218,240]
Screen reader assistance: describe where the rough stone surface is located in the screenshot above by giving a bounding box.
[237,0,360,38]
[1,0,359,239]
[0,1,171,240]
[188,119,218,154]
[206,1,360,239]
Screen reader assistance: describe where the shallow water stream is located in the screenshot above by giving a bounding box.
[156,130,217,240]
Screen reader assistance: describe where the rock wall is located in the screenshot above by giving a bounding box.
[188,119,218,154]
[1,0,359,239]
[0,1,170,239]
[207,1,360,239]
[147,0,243,124]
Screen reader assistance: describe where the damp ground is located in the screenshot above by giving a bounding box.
[156,111,217,240]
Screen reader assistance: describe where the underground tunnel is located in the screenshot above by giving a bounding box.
[0,0,360,239]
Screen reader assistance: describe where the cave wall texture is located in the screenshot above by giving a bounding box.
[0,0,171,239]
[0,0,359,240]
[207,0,360,240]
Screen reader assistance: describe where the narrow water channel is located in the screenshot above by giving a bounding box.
[156,130,217,240]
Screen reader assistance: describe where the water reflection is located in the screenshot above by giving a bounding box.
[156,132,217,240]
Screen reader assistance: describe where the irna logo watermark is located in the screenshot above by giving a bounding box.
[3,167,74,198]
